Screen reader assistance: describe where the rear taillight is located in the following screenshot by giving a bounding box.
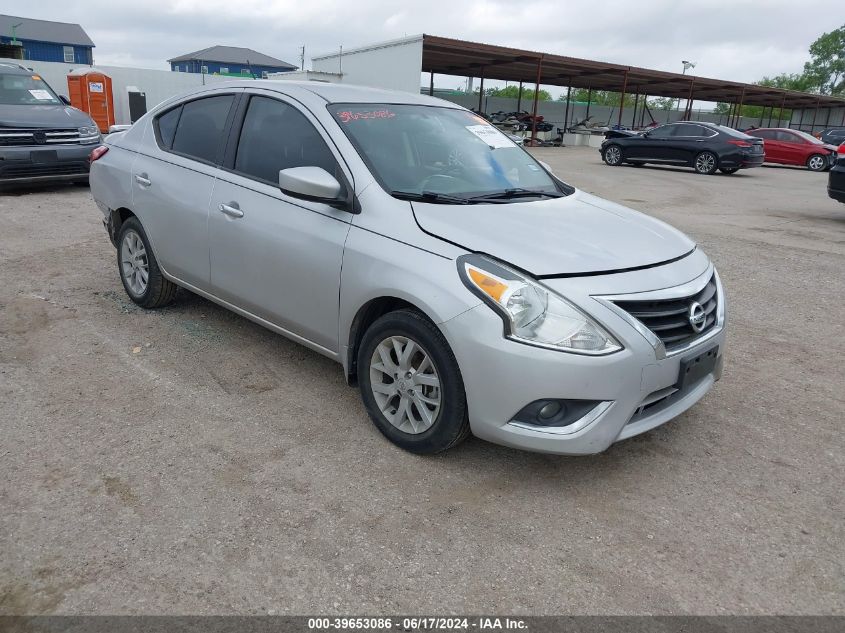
[89,145,109,162]
[727,140,753,147]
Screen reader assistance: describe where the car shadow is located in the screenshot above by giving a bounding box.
[0,182,88,195]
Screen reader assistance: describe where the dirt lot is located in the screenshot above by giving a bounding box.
[1,148,843,615]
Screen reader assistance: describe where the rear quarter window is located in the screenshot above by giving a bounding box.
[154,106,181,149]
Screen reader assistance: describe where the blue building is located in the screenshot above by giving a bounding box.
[0,14,94,64]
[168,45,297,78]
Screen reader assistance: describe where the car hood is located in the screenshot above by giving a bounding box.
[0,104,94,128]
[412,189,696,276]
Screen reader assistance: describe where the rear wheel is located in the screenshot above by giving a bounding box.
[117,217,178,308]
[357,309,470,454]
[719,167,739,174]
[694,151,718,175]
[603,144,623,166]
[806,154,827,172]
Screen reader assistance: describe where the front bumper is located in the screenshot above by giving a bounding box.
[828,166,845,203]
[0,143,94,184]
[440,251,726,455]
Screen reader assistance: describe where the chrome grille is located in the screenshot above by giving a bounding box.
[0,128,85,146]
[613,275,718,350]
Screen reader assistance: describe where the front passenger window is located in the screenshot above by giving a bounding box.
[649,125,676,139]
[234,96,343,189]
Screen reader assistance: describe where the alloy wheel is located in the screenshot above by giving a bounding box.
[369,335,441,435]
[120,230,149,296]
[808,155,826,171]
[695,152,716,174]
[604,145,622,165]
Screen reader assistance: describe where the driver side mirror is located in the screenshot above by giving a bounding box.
[59,95,71,105]
[538,160,554,174]
[279,166,344,205]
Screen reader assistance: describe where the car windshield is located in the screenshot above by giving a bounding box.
[330,103,561,202]
[791,130,824,145]
[0,73,61,105]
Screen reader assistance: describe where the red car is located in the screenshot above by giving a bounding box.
[746,127,838,171]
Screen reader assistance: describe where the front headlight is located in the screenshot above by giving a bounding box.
[78,125,101,143]
[458,254,622,355]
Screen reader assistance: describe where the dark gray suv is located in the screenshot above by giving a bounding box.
[0,62,100,186]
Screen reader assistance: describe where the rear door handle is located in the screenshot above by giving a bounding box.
[134,174,151,187]
[219,202,244,218]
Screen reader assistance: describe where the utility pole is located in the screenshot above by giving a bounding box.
[677,60,696,115]
[300,46,305,71]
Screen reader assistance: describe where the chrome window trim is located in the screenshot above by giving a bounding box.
[593,263,724,360]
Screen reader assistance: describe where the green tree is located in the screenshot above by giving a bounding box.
[803,25,845,94]
[757,72,813,92]
[480,85,552,101]
[648,97,676,111]
[558,89,637,107]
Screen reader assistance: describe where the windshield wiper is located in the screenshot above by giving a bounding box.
[391,190,470,204]
[467,188,566,202]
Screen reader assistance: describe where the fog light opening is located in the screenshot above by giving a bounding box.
[510,399,603,428]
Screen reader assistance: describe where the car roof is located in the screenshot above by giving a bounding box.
[191,79,457,107]
[0,62,34,74]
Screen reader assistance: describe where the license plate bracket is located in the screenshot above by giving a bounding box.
[30,150,58,163]
[676,345,719,390]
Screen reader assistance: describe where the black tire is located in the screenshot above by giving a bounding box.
[116,217,178,309]
[357,309,470,454]
[806,154,827,172]
[719,167,739,174]
[694,151,718,175]
[602,144,623,166]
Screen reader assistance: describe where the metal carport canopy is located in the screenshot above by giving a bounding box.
[420,34,845,109]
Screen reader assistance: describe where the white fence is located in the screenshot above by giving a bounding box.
[2,57,236,124]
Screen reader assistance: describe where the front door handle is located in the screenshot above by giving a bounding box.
[219,202,244,218]
[134,174,151,187]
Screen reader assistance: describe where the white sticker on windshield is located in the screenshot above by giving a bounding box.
[465,124,514,149]
[28,89,53,100]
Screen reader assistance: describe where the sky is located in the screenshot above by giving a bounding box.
[3,0,844,96]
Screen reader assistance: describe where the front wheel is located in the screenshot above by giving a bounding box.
[806,154,827,172]
[719,167,739,174]
[603,144,623,166]
[694,151,718,175]
[357,309,470,454]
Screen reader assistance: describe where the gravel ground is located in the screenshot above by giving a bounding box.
[1,148,843,615]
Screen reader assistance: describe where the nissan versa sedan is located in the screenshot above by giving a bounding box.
[601,121,764,174]
[90,82,726,455]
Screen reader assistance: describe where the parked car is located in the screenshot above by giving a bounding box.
[600,121,764,174]
[828,142,845,203]
[0,62,101,186]
[818,127,845,146]
[90,82,726,455]
[746,128,837,171]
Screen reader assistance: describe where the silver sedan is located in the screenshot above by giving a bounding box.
[90,81,726,454]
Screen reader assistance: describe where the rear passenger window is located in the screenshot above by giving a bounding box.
[234,96,342,188]
[672,123,705,137]
[155,106,181,149]
[170,94,234,163]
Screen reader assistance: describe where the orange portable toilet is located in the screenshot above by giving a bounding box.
[67,69,115,133]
